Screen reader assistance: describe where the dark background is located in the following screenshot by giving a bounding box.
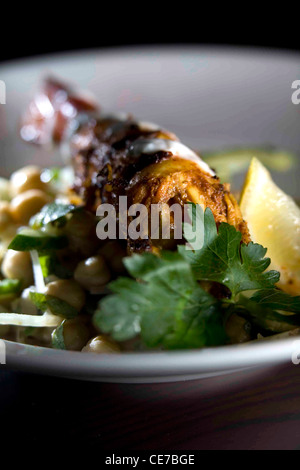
[1,10,300,450]
[1,11,299,63]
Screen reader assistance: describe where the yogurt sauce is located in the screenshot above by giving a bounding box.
[128,138,215,177]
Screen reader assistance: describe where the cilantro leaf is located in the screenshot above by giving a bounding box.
[179,205,280,297]
[95,252,226,349]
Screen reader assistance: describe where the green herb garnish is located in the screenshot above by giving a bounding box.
[30,202,81,229]
[179,207,279,297]
[94,204,300,349]
[95,252,226,349]
[39,254,72,279]
[236,296,300,333]
[52,321,66,349]
[30,292,78,319]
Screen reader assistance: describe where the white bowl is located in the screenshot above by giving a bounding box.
[1,46,300,383]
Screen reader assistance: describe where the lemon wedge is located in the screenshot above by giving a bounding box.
[240,157,300,295]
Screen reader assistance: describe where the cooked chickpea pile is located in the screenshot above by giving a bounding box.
[0,165,124,353]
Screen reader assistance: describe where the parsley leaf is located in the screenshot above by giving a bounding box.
[30,292,78,319]
[30,202,81,229]
[95,252,226,349]
[237,295,300,333]
[94,203,300,349]
[179,206,280,297]
[52,321,66,349]
[39,254,73,280]
[250,289,300,313]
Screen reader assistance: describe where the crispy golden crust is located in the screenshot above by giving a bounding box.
[71,118,176,210]
[127,157,250,246]
[71,119,250,251]
[21,78,250,253]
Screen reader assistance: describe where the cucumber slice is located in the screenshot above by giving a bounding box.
[0,279,21,296]
[30,202,81,229]
[202,147,296,182]
[8,228,68,252]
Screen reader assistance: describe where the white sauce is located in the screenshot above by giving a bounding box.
[128,138,215,176]
[137,121,161,131]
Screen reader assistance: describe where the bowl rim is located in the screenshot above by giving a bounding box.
[4,335,298,381]
[1,45,300,382]
[1,43,300,69]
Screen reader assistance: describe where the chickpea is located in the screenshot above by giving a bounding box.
[11,287,38,320]
[45,275,60,284]
[0,225,19,265]
[30,328,53,346]
[10,165,48,196]
[65,211,100,257]
[2,250,34,288]
[60,318,90,351]
[74,255,111,293]
[10,190,52,225]
[226,314,252,344]
[20,287,38,315]
[98,241,126,274]
[0,177,11,201]
[0,202,14,232]
[45,279,86,312]
[82,335,120,354]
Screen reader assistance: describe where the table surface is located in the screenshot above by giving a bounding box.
[1,363,300,449]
